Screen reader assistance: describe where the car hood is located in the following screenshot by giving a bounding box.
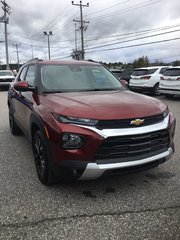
[40,90,166,120]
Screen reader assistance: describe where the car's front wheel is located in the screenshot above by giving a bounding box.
[32,130,55,185]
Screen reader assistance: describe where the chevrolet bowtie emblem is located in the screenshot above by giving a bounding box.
[130,118,144,126]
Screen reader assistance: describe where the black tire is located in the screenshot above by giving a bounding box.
[153,83,160,96]
[9,109,22,135]
[32,130,55,185]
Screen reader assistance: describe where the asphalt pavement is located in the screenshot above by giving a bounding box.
[0,90,179,240]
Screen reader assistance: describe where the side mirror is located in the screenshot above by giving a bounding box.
[14,81,35,92]
[120,79,128,89]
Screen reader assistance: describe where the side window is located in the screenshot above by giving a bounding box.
[18,67,28,82]
[25,65,35,86]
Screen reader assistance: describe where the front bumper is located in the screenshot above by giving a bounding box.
[79,147,174,180]
[52,146,174,180]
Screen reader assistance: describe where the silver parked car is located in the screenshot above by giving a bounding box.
[0,70,15,89]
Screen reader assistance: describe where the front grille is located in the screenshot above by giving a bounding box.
[96,114,163,129]
[94,129,169,161]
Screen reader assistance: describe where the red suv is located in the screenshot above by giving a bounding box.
[8,59,176,185]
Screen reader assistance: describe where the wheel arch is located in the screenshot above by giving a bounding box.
[30,114,47,142]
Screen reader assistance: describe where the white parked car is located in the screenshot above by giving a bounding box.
[0,70,15,89]
[129,66,171,96]
[159,66,180,98]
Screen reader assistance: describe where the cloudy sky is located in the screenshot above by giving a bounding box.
[0,0,180,64]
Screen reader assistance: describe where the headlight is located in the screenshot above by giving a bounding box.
[52,113,98,126]
[62,133,85,149]
[162,107,169,118]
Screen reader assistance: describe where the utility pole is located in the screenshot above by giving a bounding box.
[0,0,11,69]
[43,31,52,60]
[71,23,81,60]
[72,1,89,60]
[31,45,34,58]
[74,23,77,51]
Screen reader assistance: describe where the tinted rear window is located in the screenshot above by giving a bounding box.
[132,68,158,76]
[0,71,13,77]
[163,68,180,76]
[159,67,169,74]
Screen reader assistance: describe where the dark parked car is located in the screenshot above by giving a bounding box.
[110,68,134,83]
[110,69,123,78]
[8,59,176,185]
[120,69,134,83]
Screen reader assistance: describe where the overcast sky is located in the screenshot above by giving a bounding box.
[0,0,180,64]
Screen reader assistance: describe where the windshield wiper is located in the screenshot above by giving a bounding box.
[82,88,121,92]
[42,88,121,93]
[43,90,63,94]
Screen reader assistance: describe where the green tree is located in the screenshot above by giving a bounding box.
[133,56,150,68]
[173,60,180,66]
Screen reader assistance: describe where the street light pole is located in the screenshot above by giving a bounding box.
[47,35,50,60]
[43,31,52,60]
[1,0,11,69]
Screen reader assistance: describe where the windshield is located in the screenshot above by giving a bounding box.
[163,68,180,76]
[40,64,124,93]
[0,71,13,77]
[132,68,157,76]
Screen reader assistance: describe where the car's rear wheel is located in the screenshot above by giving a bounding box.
[32,130,55,185]
[9,110,22,135]
[153,83,160,96]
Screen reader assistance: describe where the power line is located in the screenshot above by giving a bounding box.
[52,10,79,36]
[85,23,180,42]
[88,0,163,21]
[85,28,180,50]
[9,22,180,44]
[86,37,180,53]
[85,0,131,17]
[30,3,72,38]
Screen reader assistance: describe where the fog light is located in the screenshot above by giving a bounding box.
[62,133,85,149]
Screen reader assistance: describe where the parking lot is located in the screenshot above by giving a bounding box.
[0,90,179,240]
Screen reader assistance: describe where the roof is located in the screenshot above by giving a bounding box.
[169,66,180,69]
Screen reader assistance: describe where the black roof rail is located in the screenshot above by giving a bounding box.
[27,58,43,63]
